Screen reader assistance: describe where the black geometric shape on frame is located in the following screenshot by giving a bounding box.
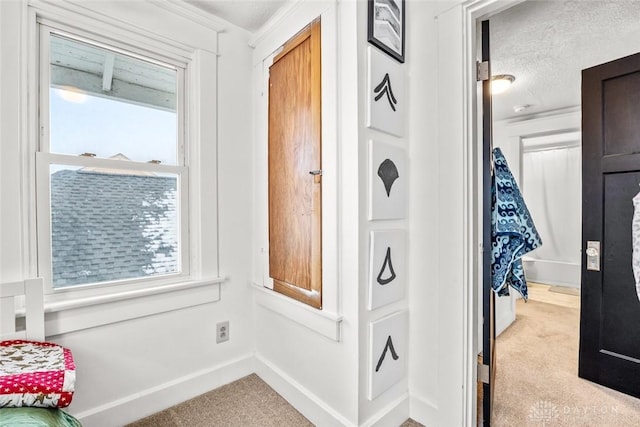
[376,246,396,285]
[375,335,400,372]
[373,73,398,111]
[377,158,399,197]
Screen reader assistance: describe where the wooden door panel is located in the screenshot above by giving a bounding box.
[269,36,313,289]
[580,52,640,399]
[268,20,322,308]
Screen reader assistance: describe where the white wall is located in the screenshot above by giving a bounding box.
[1,1,520,426]
[250,1,479,425]
[250,1,416,424]
[406,4,444,418]
[250,1,360,425]
[0,0,25,286]
[0,1,256,425]
[408,1,474,425]
[358,0,410,424]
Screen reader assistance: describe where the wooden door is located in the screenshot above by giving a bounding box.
[268,20,322,309]
[580,52,640,398]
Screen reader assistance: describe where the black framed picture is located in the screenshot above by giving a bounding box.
[367,0,405,63]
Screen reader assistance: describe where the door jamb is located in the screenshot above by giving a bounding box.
[440,0,525,424]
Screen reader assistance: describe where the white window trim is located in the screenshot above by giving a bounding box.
[37,19,192,298]
[251,2,341,338]
[19,1,223,332]
[252,283,342,341]
[37,23,191,298]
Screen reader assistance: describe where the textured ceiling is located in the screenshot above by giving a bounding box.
[491,0,640,120]
[183,1,640,120]
[185,0,286,33]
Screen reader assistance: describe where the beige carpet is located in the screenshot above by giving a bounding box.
[127,373,422,426]
[493,298,640,426]
[127,374,312,427]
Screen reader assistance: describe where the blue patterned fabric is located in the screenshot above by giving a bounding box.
[491,147,542,300]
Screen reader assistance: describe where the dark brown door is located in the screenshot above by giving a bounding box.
[580,52,640,398]
[480,19,496,427]
[268,20,322,309]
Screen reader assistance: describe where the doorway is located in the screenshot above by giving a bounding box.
[490,112,582,338]
[472,0,640,424]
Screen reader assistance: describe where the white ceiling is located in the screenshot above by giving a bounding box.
[182,1,640,121]
[490,0,640,120]
[185,0,286,33]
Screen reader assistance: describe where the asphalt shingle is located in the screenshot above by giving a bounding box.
[51,169,178,288]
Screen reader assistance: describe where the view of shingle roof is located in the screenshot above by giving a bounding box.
[51,169,178,288]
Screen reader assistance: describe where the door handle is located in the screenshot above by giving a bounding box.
[586,241,600,271]
[309,170,322,184]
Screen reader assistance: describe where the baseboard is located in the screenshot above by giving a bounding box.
[74,353,254,427]
[522,259,580,288]
[361,393,409,427]
[73,353,413,427]
[409,394,438,427]
[254,354,356,426]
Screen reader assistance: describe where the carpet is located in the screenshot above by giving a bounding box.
[493,299,640,426]
[126,374,313,427]
[126,373,423,426]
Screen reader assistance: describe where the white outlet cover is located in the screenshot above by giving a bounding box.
[216,321,229,343]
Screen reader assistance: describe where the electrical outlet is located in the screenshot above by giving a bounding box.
[216,321,229,343]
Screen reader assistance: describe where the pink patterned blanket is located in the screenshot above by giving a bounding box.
[0,340,75,408]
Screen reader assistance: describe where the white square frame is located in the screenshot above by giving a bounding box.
[369,140,407,220]
[369,230,406,310]
[366,46,405,137]
[368,310,408,400]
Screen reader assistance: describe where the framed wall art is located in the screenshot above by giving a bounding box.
[369,230,406,310]
[369,140,407,220]
[368,0,405,63]
[368,310,407,400]
[367,46,404,137]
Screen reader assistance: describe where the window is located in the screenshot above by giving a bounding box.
[37,26,189,292]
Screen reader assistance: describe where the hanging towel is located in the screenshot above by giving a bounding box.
[632,191,640,302]
[491,147,542,300]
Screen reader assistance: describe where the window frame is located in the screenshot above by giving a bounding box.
[3,0,224,335]
[35,22,192,299]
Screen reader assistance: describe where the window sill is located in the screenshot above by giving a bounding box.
[251,282,342,341]
[40,278,225,337]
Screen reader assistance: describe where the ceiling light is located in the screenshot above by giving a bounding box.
[491,74,515,94]
[513,104,530,113]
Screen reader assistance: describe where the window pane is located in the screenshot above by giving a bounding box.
[49,34,178,165]
[50,165,180,288]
